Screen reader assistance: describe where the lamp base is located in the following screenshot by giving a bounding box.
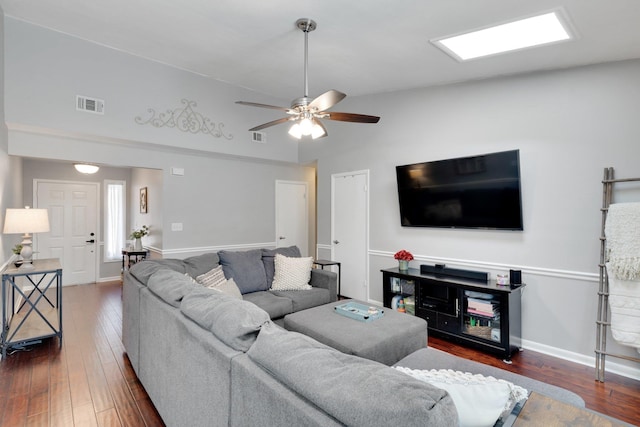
[20,234,34,265]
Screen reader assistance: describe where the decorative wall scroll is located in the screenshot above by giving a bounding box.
[135,99,233,140]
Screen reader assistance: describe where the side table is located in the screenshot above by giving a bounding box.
[1,258,63,357]
[122,249,150,274]
[313,259,341,297]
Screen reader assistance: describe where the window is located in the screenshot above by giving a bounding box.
[105,180,126,261]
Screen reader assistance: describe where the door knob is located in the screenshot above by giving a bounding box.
[333,240,340,244]
[279,236,286,240]
[86,239,95,243]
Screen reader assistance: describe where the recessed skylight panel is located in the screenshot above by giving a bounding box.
[433,11,573,61]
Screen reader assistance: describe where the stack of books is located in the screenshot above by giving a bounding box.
[467,298,498,318]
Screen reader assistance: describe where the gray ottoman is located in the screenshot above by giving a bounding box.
[283,299,428,365]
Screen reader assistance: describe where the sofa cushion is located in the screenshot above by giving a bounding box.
[183,252,220,278]
[147,269,198,307]
[218,249,268,294]
[213,278,243,300]
[188,272,243,300]
[180,286,270,352]
[262,246,302,286]
[270,254,313,291]
[395,367,528,427]
[270,288,330,312]
[129,259,187,285]
[247,322,458,427]
[242,291,293,319]
[196,265,227,288]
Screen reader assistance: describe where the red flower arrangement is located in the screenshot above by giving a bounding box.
[394,250,414,261]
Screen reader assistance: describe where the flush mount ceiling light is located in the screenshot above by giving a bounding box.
[432,10,574,61]
[74,163,100,174]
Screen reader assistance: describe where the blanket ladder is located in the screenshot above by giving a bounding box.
[595,167,640,382]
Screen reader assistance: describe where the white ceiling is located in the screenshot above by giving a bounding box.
[2,0,640,103]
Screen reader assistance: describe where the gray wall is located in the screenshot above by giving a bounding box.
[4,17,316,260]
[300,59,640,378]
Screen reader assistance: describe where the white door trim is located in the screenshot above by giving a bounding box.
[331,169,370,301]
[34,179,101,284]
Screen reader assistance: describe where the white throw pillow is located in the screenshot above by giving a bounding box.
[394,367,528,427]
[270,254,313,291]
[213,277,243,300]
[193,267,243,299]
[196,265,227,288]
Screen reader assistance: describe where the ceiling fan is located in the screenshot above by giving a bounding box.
[236,18,380,140]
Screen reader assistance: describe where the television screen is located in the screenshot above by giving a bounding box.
[396,150,523,230]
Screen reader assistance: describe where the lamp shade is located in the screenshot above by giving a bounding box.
[3,208,50,234]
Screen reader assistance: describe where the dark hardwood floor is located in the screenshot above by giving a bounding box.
[1,281,638,426]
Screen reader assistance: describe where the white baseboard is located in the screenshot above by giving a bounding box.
[97,276,121,283]
[521,339,640,381]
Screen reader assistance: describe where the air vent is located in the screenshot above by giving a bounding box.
[251,131,266,143]
[76,95,105,114]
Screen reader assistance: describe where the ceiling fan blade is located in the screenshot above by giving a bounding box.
[236,101,291,112]
[325,112,380,123]
[248,117,291,131]
[308,90,346,112]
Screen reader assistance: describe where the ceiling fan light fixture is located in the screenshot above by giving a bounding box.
[236,18,380,138]
[311,122,326,139]
[299,117,314,136]
[288,123,303,139]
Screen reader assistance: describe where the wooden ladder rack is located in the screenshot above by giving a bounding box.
[595,167,640,382]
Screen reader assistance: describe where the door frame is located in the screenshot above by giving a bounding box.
[34,179,101,285]
[330,169,370,301]
[275,180,309,255]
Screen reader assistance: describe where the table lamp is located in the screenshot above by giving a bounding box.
[3,207,50,267]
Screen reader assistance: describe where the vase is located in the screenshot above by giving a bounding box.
[134,238,143,251]
[398,260,409,271]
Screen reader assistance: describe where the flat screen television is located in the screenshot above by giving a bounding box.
[395,150,523,230]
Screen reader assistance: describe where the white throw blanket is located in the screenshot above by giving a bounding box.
[605,203,640,280]
[606,263,640,354]
[605,203,640,353]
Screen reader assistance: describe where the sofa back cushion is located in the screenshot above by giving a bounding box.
[180,286,270,352]
[183,252,220,278]
[147,269,197,307]
[261,246,302,286]
[129,259,188,285]
[218,249,268,294]
[247,322,458,427]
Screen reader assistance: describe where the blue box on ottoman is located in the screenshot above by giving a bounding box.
[334,301,384,322]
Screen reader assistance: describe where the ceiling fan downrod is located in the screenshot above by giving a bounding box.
[296,18,316,101]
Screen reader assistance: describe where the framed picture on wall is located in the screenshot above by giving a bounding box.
[140,187,148,213]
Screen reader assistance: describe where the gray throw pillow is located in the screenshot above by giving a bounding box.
[262,246,302,286]
[218,249,268,294]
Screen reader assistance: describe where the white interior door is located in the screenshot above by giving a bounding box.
[332,171,368,300]
[275,180,309,256]
[36,181,98,286]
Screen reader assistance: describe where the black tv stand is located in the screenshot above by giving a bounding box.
[382,267,524,361]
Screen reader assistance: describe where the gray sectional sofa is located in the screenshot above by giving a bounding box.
[122,248,600,427]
